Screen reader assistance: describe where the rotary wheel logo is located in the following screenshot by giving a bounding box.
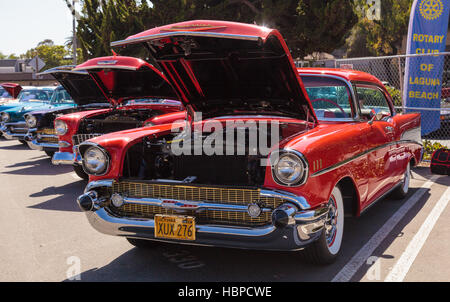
[419,0,443,20]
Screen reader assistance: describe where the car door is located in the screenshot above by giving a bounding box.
[355,84,398,206]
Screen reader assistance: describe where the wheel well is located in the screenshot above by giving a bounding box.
[337,177,359,217]
[410,156,416,167]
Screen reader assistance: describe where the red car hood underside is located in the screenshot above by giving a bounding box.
[112,20,317,122]
[1,83,22,99]
[74,56,179,106]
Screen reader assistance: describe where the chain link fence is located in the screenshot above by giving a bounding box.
[302,52,450,150]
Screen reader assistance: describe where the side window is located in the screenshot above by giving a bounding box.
[356,86,392,120]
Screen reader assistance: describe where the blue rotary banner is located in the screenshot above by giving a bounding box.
[403,0,450,135]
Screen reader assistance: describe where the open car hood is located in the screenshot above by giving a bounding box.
[1,83,22,99]
[111,20,316,122]
[73,56,179,106]
[38,66,109,106]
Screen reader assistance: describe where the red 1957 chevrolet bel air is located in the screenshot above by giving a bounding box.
[75,20,422,264]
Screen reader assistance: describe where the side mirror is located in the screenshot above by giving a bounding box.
[368,109,387,125]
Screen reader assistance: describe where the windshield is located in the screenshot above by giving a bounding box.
[50,88,74,104]
[300,75,355,120]
[17,89,52,102]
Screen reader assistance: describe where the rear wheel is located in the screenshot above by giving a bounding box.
[303,185,344,265]
[73,165,89,180]
[126,238,160,249]
[392,162,411,199]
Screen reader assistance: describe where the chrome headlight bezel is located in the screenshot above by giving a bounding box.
[25,115,37,128]
[270,149,308,187]
[81,143,110,176]
[54,120,68,135]
[1,112,10,123]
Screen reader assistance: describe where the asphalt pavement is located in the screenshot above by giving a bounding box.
[0,137,449,282]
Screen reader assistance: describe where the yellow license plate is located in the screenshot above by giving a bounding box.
[154,215,196,241]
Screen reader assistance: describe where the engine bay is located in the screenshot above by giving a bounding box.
[122,121,309,187]
[78,108,164,134]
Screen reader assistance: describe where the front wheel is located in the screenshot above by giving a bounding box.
[19,139,28,145]
[303,185,344,265]
[73,165,89,180]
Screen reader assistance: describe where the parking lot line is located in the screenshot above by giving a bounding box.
[332,176,438,282]
[384,186,450,282]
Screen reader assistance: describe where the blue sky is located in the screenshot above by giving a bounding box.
[0,0,77,56]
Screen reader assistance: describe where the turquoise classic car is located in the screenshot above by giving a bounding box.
[0,86,75,142]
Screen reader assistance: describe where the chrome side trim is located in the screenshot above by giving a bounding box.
[111,32,260,47]
[311,139,423,177]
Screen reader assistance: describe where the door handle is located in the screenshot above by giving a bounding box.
[385,126,394,134]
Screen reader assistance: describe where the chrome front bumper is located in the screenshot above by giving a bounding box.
[52,151,81,165]
[78,180,328,251]
[26,139,59,151]
[25,131,59,151]
[1,122,28,140]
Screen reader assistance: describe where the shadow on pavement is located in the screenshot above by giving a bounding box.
[0,142,28,150]
[3,157,72,175]
[28,180,86,212]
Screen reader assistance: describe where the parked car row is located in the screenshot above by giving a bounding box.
[0,20,423,264]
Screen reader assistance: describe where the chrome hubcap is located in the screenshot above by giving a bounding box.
[325,196,338,246]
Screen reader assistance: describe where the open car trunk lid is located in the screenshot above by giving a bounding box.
[1,83,22,99]
[111,20,317,122]
[38,66,109,106]
[73,56,179,107]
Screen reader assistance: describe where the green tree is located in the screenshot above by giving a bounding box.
[21,40,73,71]
[77,0,152,58]
[350,0,413,56]
[76,0,358,60]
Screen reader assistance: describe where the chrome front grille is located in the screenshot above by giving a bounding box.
[109,181,287,226]
[72,133,102,146]
[37,128,58,143]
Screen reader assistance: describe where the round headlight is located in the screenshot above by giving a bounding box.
[55,120,68,135]
[272,151,308,186]
[1,112,10,123]
[26,115,37,128]
[83,146,109,175]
